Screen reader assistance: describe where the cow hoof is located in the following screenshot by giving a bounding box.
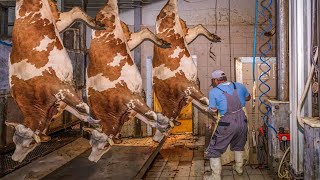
[87,116,101,126]
[39,134,51,142]
[159,39,171,48]
[113,138,123,144]
[173,120,181,126]
[162,42,171,48]
[210,34,222,42]
[92,20,106,30]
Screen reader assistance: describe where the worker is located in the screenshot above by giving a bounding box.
[204,70,251,180]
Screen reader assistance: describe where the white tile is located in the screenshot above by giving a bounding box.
[198,67,208,78]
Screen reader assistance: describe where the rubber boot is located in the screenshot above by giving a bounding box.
[204,157,221,180]
[233,151,244,175]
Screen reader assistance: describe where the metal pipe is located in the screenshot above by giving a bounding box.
[80,0,87,136]
[276,0,289,101]
[134,1,142,137]
[57,0,64,11]
[191,55,199,135]
[146,56,153,136]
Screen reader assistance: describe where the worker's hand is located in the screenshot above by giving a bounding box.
[208,108,218,120]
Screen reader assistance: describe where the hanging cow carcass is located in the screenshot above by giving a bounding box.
[152,0,221,140]
[6,0,103,162]
[85,0,172,162]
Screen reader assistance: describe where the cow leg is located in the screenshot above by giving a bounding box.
[128,99,171,134]
[134,112,156,127]
[135,111,170,143]
[56,7,104,33]
[185,86,209,112]
[50,101,67,119]
[127,28,171,51]
[43,101,67,135]
[169,96,189,126]
[121,21,170,50]
[113,133,122,144]
[185,24,221,44]
[191,99,209,112]
[55,89,100,125]
[64,105,100,125]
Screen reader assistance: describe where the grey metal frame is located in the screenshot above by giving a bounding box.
[289,0,313,175]
[0,4,8,37]
[134,1,142,137]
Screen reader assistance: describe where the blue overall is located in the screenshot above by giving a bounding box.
[205,83,248,158]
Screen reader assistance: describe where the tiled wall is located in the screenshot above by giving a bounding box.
[137,25,276,136]
[117,0,277,137]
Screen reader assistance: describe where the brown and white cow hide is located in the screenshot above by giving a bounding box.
[86,0,172,162]
[6,0,102,162]
[153,0,221,128]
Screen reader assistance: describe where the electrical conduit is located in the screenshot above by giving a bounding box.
[258,0,277,134]
[251,0,259,150]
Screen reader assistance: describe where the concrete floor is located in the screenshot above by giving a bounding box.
[2,136,162,180]
[1,137,91,180]
[143,134,275,180]
[43,137,161,180]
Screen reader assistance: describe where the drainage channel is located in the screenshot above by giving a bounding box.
[0,130,81,178]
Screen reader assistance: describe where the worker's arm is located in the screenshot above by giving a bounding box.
[208,89,218,120]
[237,82,251,102]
